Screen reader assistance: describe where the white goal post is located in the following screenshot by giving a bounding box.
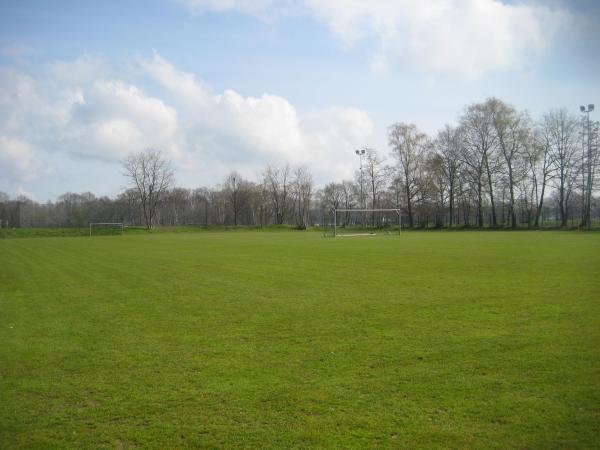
[89,222,124,236]
[330,208,401,237]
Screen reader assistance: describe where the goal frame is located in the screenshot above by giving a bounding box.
[89,222,124,236]
[331,208,401,237]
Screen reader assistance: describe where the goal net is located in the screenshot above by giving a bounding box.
[325,209,401,237]
[89,222,124,236]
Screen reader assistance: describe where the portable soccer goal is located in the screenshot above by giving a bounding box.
[89,222,124,236]
[325,208,402,237]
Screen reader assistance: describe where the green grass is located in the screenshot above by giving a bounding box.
[0,224,313,239]
[0,227,92,238]
[1,232,599,448]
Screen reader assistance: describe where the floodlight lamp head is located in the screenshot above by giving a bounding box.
[589,104,595,112]
[360,149,366,155]
[355,150,359,155]
[581,106,586,112]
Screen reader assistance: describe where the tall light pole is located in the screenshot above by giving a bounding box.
[580,104,594,230]
[355,148,366,226]
[354,148,366,209]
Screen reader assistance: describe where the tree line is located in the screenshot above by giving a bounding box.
[2,98,598,230]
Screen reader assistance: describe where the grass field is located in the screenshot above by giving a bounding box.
[1,231,599,448]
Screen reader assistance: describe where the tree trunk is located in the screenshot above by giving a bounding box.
[448,185,454,227]
[406,190,413,228]
[477,181,483,227]
[559,170,567,227]
[484,157,497,228]
[508,165,517,228]
[534,180,546,228]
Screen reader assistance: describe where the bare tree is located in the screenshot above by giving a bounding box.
[260,181,271,227]
[362,149,386,225]
[122,149,174,229]
[389,123,428,227]
[292,166,313,229]
[580,115,600,229]
[530,121,555,227]
[223,171,250,226]
[264,164,290,225]
[491,100,530,228]
[425,152,447,227]
[118,188,142,226]
[0,193,6,228]
[434,125,463,227]
[340,180,355,226]
[246,182,268,228]
[544,109,580,226]
[320,182,344,212]
[161,188,190,226]
[458,130,487,227]
[461,100,500,228]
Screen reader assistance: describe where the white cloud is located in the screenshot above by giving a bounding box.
[0,66,85,140]
[49,54,109,86]
[0,68,40,133]
[0,137,37,182]
[139,54,373,181]
[0,57,181,167]
[139,52,211,106]
[69,80,180,160]
[180,0,570,78]
[0,53,373,194]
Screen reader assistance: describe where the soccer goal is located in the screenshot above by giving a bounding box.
[326,208,402,237]
[89,222,124,236]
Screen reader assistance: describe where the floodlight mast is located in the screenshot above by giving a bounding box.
[355,148,366,226]
[580,104,595,229]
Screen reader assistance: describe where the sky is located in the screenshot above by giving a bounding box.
[0,0,599,201]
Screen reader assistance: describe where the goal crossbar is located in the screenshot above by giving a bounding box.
[331,208,401,237]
